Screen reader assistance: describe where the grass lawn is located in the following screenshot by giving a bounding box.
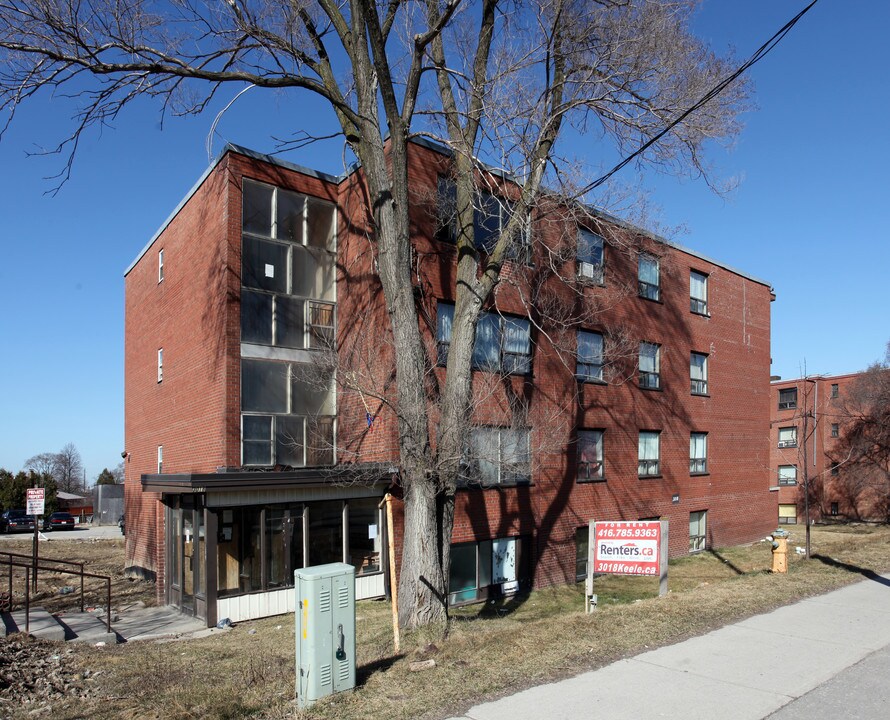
[2,523,889,719]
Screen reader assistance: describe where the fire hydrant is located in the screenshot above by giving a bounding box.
[769,529,789,573]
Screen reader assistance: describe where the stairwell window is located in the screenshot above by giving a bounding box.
[690,433,708,474]
[639,342,661,390]
[690,270,708,315]
[638,431,660,477]
[638,254,660,301]
[831,423,839,438]
[690,352,708,395]
[577,228,604,284]
[158,248,164,283]
[157,349,164,383]
[157,446,163,474]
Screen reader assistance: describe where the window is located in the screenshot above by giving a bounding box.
[690,270,708,314]
[241,179,336,349]
[778,426,798,448]
[241,358,335,467]
[448,536,529,604]
[348,498,382,575]
[690,352,708,395]
[831,383,839,399]
[575,526,589,581]
[577,430,604,482]
[690,433,708,474]
[461,427,531,486]
[689,510,707,552]
[577,228,604,283]
[830,502,839,516]
[638,431,660,477]
[157,348,164,383]
[831,423,839,438]
[158,248,164,283]
[437,302,531,375]
[157,446,163,474]
[576,331,604,382]
[436,177,530,261]
[778,504,797,525]
[831,463,839,476]
[778,465,798,486]
[639,342,661,389]
[778,387,797,410]
[638,254,660,301]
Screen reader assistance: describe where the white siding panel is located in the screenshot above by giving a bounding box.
[356,572,385,600]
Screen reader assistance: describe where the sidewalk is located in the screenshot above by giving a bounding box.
[447,574,890,720]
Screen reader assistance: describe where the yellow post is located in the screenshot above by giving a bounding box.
[771,535,788,573]
[384,494,400,653]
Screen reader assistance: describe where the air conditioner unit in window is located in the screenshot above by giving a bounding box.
[578,262,603,282]
[778,441,796,448]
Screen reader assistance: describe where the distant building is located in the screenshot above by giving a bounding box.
[124,141,776,627]
[770,372,884,524]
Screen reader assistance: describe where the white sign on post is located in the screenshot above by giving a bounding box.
[26,487,45,516]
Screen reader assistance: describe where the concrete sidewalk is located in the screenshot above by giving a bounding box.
[447,574,890,720]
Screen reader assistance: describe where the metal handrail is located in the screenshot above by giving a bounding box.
[1,555,113,634]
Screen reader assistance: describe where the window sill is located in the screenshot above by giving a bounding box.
[689,472,710,477]
[577,376,607,385]
[690,309,710,318]
[637,294,663,304]
[638,474,662,480]
[639,384,663,392]
[459,481,534,490]
[577,477,606,484]
[691,392,710,398]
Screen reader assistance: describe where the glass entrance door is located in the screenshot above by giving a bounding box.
[166,496,206,619]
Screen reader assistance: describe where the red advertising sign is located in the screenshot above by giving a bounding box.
[593,521,662,576]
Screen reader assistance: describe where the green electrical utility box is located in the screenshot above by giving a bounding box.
[295,562,356,708]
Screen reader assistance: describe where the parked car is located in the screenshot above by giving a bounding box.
[43,511,76,531]
[1,509,36,533]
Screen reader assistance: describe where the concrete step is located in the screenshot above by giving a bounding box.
[2,607,66,641]
[1,608,119,644]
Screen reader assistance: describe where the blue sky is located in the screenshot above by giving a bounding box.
[1,0,887,482]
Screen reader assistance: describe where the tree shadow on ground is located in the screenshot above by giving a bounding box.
[706,548,746,576]
[357,654,405,687]
[812,554,890,588]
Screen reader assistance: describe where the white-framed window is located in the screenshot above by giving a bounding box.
[460,427,531,486]
[778,504,797,525]
[437,302,531,375]
[577,430,604,482]
[691,352,708,395]
[157,445,163,474]
[158,248,165,283]
[690,270,708,314]
[157,348,164,383]
[449,535,528,604]
[689,510,707,552]
[778,387,797,410]
[577,228,604,283]
[638,431,660,477]
[638,254,660,301]
[690,433,708,474]
[778,465,797,486]
[240,179,337,350]
[639,342,660,389]
[778,426,798,448]
[576,330,604,382]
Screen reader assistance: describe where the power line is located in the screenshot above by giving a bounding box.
[580,0,820,196]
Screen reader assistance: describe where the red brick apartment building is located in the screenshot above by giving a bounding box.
[771,372,885,524]
[124,141,776,626]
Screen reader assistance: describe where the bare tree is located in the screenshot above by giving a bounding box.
[53,442,84,493]
[1,0,752,630]
[829,342,890,521]
[24,451,59,478]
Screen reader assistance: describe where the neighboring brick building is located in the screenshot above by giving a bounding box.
[770,372,884,524]
[124,141,775,627]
